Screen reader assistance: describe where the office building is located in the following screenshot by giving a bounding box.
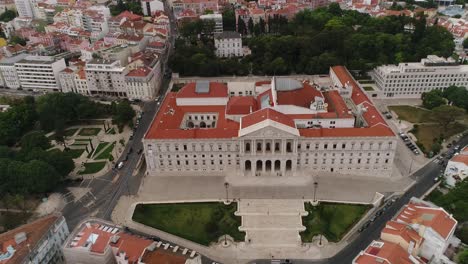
[14,55,66,91]
[214,31,243,57]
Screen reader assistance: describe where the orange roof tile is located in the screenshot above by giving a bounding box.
[381,221,423,245]
[241,108,296,129]
[395,202,457,240]
[0,215,60,264]
[226,96,258,115]
[276,82,322,108]
[450,154,468,166]
[354,241,422,264]
[176,82,228,98]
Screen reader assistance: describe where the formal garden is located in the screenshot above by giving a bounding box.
[132,202,245,246]
[300,202,370,243]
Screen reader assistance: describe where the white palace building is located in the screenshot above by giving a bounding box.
[143,66,398,179]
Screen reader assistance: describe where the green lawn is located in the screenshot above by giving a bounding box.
[74,138,90,142]
[95,142,115,160]
[388,105,433,123]
[79,162,106,175]
[65,128,79,136]
[71,142,88,146]
[133,202,245,246]
[357,80,375,84]
[92,142,109,158]
[411,123,466,152]
[107,128,116,134]
[65,148,85,159]
[363,86,374,91]
[172,83,185,92]
[301,202,370,243]
[78,128,101,136]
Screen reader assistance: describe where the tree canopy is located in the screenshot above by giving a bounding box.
[171,7,454,76]
[0,8,17,22]
[432,105,465,130]
[422,90,446,109]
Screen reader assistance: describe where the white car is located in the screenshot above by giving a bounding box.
[117,162,124,169]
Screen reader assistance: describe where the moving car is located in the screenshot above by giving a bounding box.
[117,162,124,169]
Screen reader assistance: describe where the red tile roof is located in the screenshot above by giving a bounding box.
[126,66,152,77]
[450,154,468,166]
[226,96,258,115]
[176,82,228,98]
[241,108,296,129]
[276,82,322,108]
[111,232,153,263]
[382,221,423,245]
[0,215,59,264]
[395,202,457,240]
[323,90,353,118]
[117,10,142,21]
[354,240,421,264]
[140,249,188,264]
[61,67,74,73]
[145,92,239,139]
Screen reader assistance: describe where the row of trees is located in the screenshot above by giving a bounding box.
[171,4,454,76]
[422,86,468,111]
[110,0,142,16]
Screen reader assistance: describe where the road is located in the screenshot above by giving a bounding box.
[250,135,468,264]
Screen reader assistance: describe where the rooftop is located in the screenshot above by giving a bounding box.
[395,199,457,240]
[215,31,242,39]
[450,153,468,166]
[0,215,60,264]
[354,240,423,264]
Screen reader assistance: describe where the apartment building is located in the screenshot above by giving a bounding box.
[214,31,243,57]
[0,214,70,264]
[143,66,397,179]
[125,64,161,100]
[141,0,164,16]
[373,55,468,98]
[200,13,223,34]
[354,197,459,264]
[63,218,199,264]
[0,53,29,89]
[85,59,128,97]
[14,0,35,18]
[14,55,66,91]
[444,146,468,187]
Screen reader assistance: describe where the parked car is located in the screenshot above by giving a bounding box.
[117,162,124,169]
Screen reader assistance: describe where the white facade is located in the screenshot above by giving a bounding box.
[141,0,164,16]
[373,55,468,98]
[85,59,128,97]
[15,56,66,91]
[200,13,223,33]
[444,148,468,188]
[14,0,35,18]
[214,31,243,57]
[125,62,162,101]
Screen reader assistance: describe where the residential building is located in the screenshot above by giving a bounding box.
[125,62,161,100]
[14,0,35,18]
[173,0,219,15]
[85,59,128,97]
[143,66,397,179]
[353,240,424,264]
[372,55,468,98]
[444,146,468,187]
[141,0,164,16]
[214,31,242,57]
[63,218,199,264]
[0,214,70,264]
[200,13,223,34]
[354,197,460,264]
[0,53,29,89]
[59,67,77,93]
[14,55,66,91]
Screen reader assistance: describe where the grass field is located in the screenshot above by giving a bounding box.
[92,142,109,158]
[301,203,370,243]
[412,123,466,152]
[65,148,85,159]
[78,128,101,136]
[133,202,245,246]
[79,162,106,175]
[95,142,115,160]
[65,128,79,137]
[388,105,433,123]
[363,86,374,91]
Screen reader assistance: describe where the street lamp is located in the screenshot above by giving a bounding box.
[313,181,318,203]
[224,182,229,203]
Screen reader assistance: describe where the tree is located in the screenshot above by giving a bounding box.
[0,8,17,22]
[237,16,247,35]
[432,105,465,130]
[443,85,468,110]
[112,101,136,130]
[328,3,342,16]
[10,35,26,45]
[248,18,254,34]
[222,8,236,31]
[464,38,468,49]
[20,131,50,150]
[459,250,468,264]
[422,90,445,109]
[259,18,266,34]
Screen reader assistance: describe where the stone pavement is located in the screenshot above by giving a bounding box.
[110,171,415,263]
